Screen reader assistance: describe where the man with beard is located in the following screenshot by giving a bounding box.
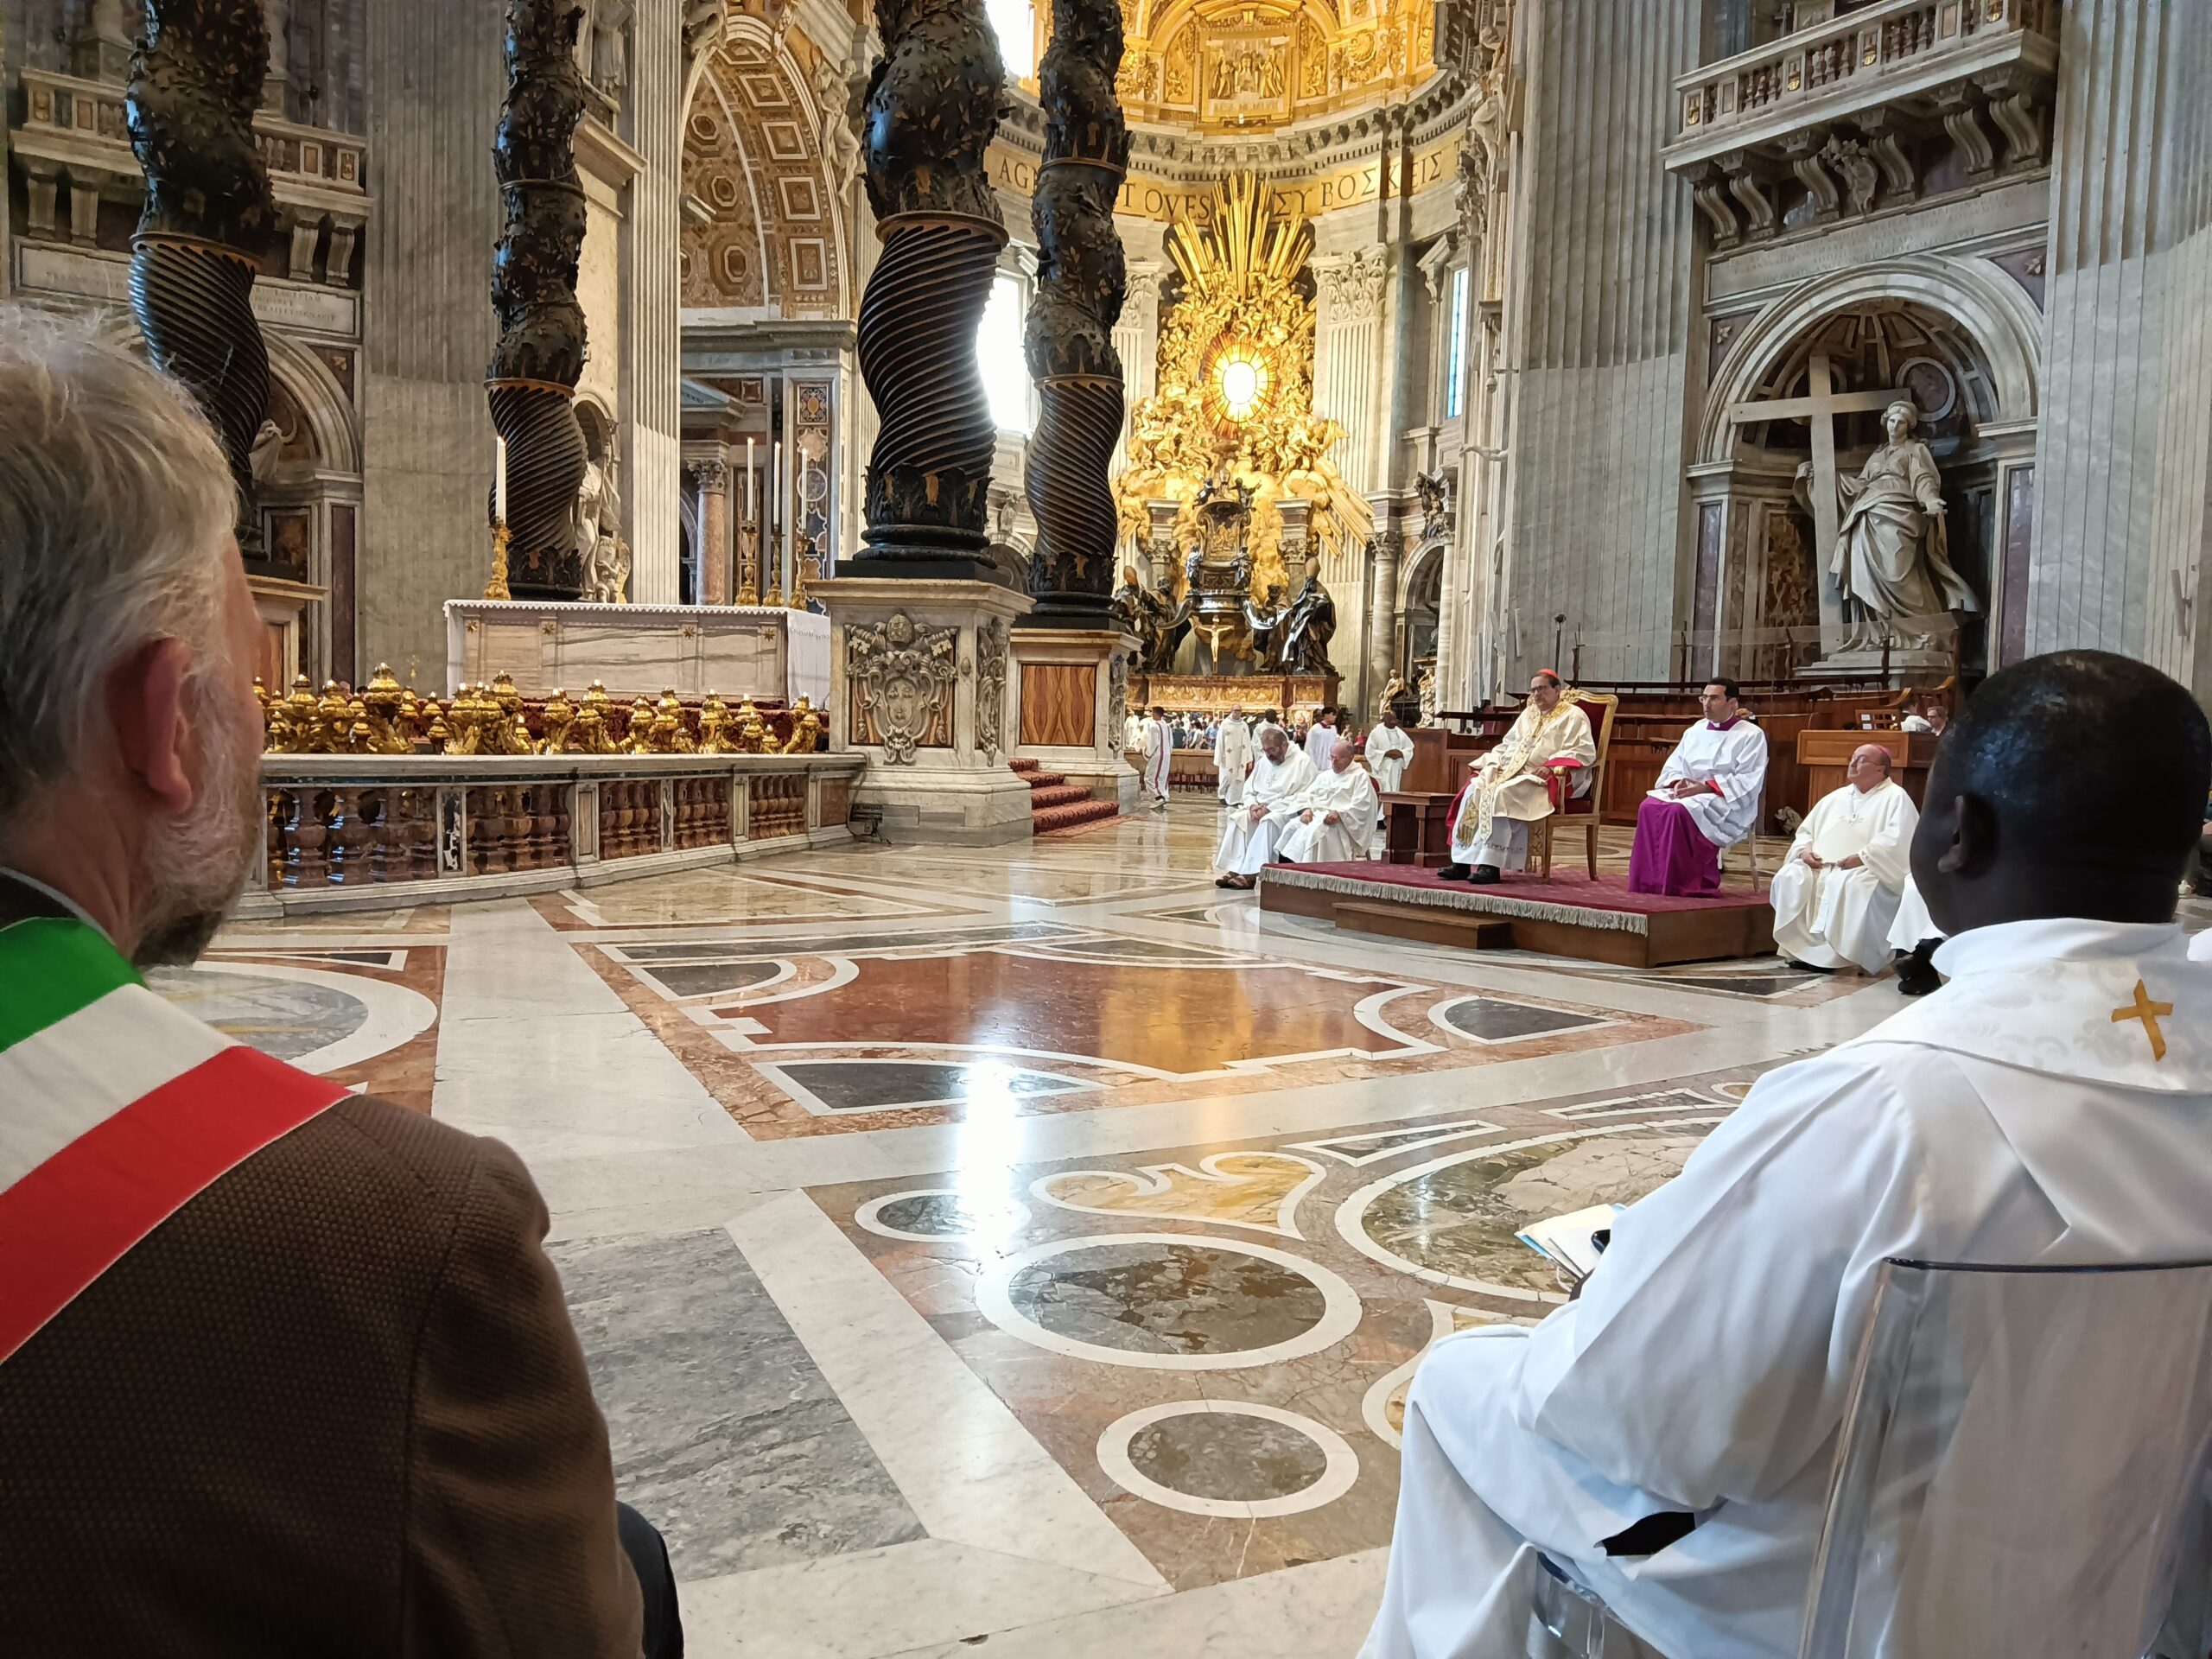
[0,318,680,1656]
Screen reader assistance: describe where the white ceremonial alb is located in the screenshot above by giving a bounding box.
[1769,779,1917,972]
[1213,718,1253,806]
[1368,725,1414,794]
[1213,748,1317,876]
[1140,716,1173,801]
[1305,723,1340,770]
[1653,718,1768,848]
[1276,763,1378,865]
[1366,917,2212,1659]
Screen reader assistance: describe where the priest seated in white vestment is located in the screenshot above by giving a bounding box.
[1212,725,1317,890]
[1363,649,2212,1659]
[1440,672,1595,884]
[1627,680,1769,896]
[1276,740,1378,865]
[1769,744,1917,973]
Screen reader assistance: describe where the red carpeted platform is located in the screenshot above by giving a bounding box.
[1259,861,1775,967]
[1011,759,1121,835]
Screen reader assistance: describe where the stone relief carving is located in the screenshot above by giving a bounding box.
[1105,651,1128,749]
[974,615,1008,761]
[847,611,958,764]
[682,0,727,63]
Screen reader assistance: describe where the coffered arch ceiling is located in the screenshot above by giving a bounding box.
[1109,0,1436,131]
[680,24,849,316]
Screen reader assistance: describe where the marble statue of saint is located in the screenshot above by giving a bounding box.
[573,456,608,583]
[1798,399,1980,648]
[585,454,628,602]
[248,418,287,489]
[262,0,291,111]
[682,0,727,63]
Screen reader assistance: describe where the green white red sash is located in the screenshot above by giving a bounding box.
[0,916,346,1363]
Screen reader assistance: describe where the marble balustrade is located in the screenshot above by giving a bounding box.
[246,753,865,918]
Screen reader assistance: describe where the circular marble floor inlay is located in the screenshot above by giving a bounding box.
[975,1232,1363,1370]
[1097,1401,1359,1517]
[855,1188,1032,1244]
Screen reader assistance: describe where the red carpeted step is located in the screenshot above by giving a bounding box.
[1024,772,1071,791]
[1028,784,1093,809]
[1033,799,1121,833]
[1009,758,1042,775]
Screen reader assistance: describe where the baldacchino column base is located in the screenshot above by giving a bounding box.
[815,577,1039,845]
[1009,626,1141,815]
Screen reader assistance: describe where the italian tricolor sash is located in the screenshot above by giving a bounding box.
[0,917,346,1363]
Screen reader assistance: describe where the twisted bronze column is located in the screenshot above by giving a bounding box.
[1020,0,1128,624]
[854,0,1007,575]
[487,0,591,600]
[126,0,277,562]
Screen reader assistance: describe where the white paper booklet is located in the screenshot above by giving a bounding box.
[1516,1203,1626,1282]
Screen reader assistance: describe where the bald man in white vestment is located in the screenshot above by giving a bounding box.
[1769,744,1917,973]
[1277,740,1377,864]
[1213,724,1316,889]
[1364,650,2212,1659]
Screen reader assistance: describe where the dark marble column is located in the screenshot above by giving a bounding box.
[486,0,591,600]
[1020,0,1128,626]
[852,0,1007,577]
[126,0,278,563]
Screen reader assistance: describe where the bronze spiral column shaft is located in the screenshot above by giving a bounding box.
[1020,0,1130,626]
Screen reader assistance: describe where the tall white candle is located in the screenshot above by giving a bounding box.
[493,436,508,524]
[745,435,756,516]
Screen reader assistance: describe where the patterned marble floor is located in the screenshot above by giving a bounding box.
[170,800,2145,1658]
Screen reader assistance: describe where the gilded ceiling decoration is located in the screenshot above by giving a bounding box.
[1102,0,1433,132]
[1115,175,1370,602]
[679,30,847,315]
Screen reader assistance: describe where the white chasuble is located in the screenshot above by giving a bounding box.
[1213,718,1252,805]
[1449,700,1595,861]
[1364,918,2212,1659]
[1213,749,1317,875]
[1652,718,1768,848]
[1277,764,1379,865]
[1769,779,1917,972]
[1368,725,1414,794]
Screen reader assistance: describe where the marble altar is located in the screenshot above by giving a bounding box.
[445,600,831,706]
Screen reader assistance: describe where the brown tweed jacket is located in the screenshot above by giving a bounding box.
[0,878,645,1657]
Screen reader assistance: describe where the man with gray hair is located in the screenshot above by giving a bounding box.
[0,315,677,1654]
[1769,741,1918,973]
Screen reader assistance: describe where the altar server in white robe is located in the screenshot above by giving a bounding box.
[1769,743,1917,972]
[1363,649,2212,1659]
[1367,711,1414,794]
[1304,708,1341,770]
[1627,680,1769,896]
[1277,740,1378,864]
[1213,707,1253,806]
[1123,709,1145,754]
[1140,704,1172,808]
[1213,724,1316,888]
[1440,672,1595,883]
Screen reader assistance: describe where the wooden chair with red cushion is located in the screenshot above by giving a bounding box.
[1531,690,1618,880]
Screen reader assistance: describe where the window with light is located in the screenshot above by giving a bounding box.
[1444,264,1469,422]
[976,270,1033,435]
[984,0,1034,77]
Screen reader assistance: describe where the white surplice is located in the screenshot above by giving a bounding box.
[1365,917,2212,1659]
[1213,748,1317,875]
[1213,718,1253,805]
[1888,874,1941,952]
[1306,722,1342,770]
[1769,779,1917,972]
[1653,719,1769,848]
[1368,723,1414,794]
[1277,762,1379,864]
[1140,715,1172,800]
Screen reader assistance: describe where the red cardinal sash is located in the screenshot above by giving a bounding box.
[0,917,346,1363]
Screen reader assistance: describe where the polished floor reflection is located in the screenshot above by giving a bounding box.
[167,800,2056,1658]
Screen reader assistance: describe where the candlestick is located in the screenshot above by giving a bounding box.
[494,435,507,524]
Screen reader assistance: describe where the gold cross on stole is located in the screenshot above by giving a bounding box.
[2111,979,2174,1062]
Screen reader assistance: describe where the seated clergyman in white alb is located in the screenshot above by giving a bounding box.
[1276,739,1376,865]
[1769,743,1918,973]
[1212,723,1316,889]
[1440,671,1593,884]
[1363,650,2212,1659]
[1627,680,1769,896]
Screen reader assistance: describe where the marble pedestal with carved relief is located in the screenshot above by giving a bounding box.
[814,578,1039,845]
[1008,626,1141,814]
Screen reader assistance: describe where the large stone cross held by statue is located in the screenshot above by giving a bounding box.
[1725,351,1903,573]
